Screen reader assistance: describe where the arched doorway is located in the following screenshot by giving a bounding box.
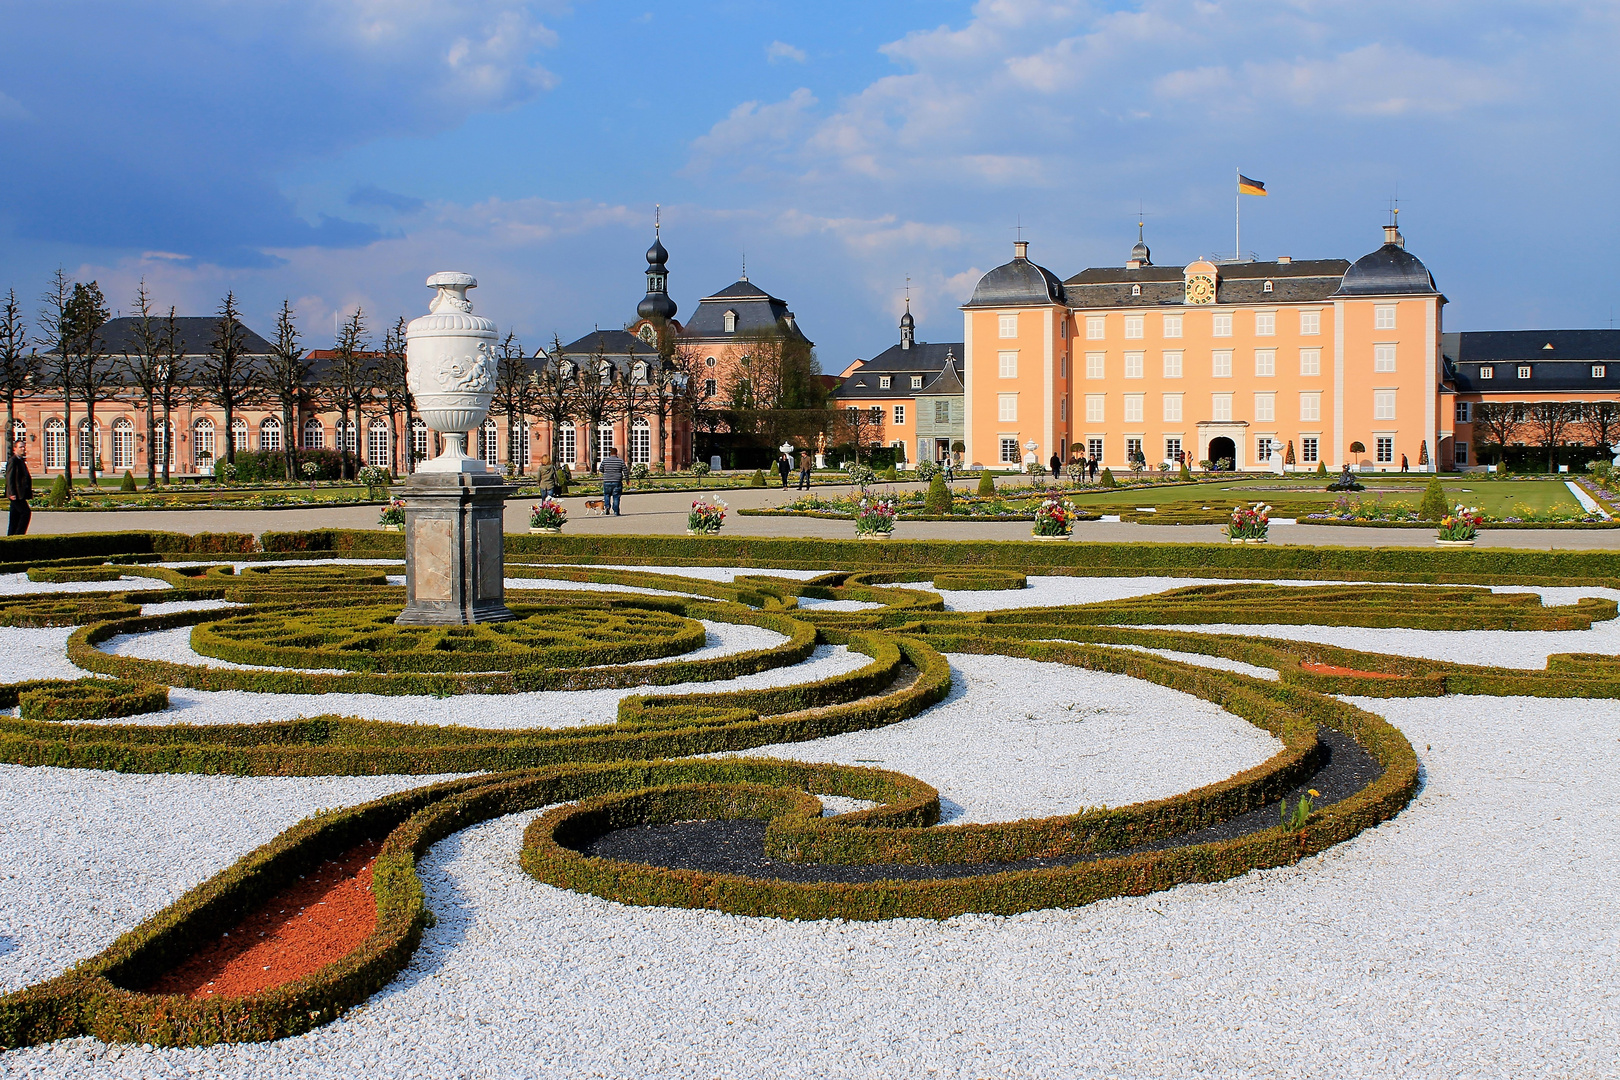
[1208,436,1236,469]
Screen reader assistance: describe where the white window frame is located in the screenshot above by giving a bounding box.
[1300,310,1321,336]
[1300,348,1321,377]
[997,394,1018,422]
[1123,394,1144,423]
[366,417,392,467]
[1254,393,1275,423]
[723,310,737,333]
[1087,437,1104,461]
[1255,350,1275,377]
[111,417,135,470]
[879,375,891,389]
[1124,352,1144,379]
[998,351,1018,379]
[1375,436,1395,464]
[999,438,1021,465]
[1374,305,1396,330]
[1085,353,1104,380]
[1254,311,1276,337]
[1086,316,1105,340]
[893,404,906,425]
[1162,394,1182,422]
[1085,395,1105,423]
[1301,436,1319,464]
[1374,345,1396,373]
[260,415,283,453]
[1162,314,1183,339]
[1454,441,1469,465]
[1212,313,1233,338]
[1594,365,1607,378]
[1123,315,1144,340]
[1479,366,1495,380]
[1373,390,1397,421]
[998,313,1018,339]
[1211,394,1233,422]
[1212,351,1233,378]
[1300,393,1322,422]
[1163,351,1183,378]
[910,375,923,389]
[302,418,324,450]
[1164,436,1183,462]
[1517,366,1532,379]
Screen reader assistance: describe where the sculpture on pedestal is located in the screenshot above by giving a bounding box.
[394,273,516,625]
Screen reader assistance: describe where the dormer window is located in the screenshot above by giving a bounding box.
[911,375,923,389]
[1517,366,1532,379]
[879,376,891,389]
[1595,365,1607,378]
[1131,284,1141,296]
[723,310,738,333]
[1263,280,1273,293]
[1479,366,1494,379]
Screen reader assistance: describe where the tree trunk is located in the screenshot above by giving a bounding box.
[161,399,172,483]
[63,384,72,488]
[145,393,156,488]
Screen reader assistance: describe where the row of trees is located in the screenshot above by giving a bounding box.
[1470,401,1620,469]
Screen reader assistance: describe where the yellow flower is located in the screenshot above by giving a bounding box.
[1308,789,1320,798]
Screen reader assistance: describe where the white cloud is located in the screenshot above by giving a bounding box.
[766,40,807,64]
[687,88,819,174]
[0,91,30,123]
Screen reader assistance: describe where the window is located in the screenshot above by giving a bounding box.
[1213,351,1233,378]
[192,418,215,470]
[111,418,135,470]
[1211,394,1232,422]
[998,314,1018,338]
[1374,305,1396,330]
[1212,313,1232,337]
[705,356,717,368]
[1124,352,1144,378]
[1130,284,1141,297]
[1060,321,1067,339]
[723,310,737,333]
[1165,437,1182,462]
[1123,395,1144,423]
[9,419,22,447]
[1300,393,1321,422]
[1255,312,1275,336]
[367,417,392,467]
[1301,436,1319,463]
[338,418,358,454]
[1000,438,1020,464]
[1087,438,1103,461]
[597,424,615,461]
[1455,401,1472,422]
[703,378,717,398]
[1086,316,1105,340]
[893,404,906,425]
[1125,437,1143,463]
[1059,354,1067,377]
[43,418,64,469]
[1300,310,1321,335]
[260,416,283,453]
[1163,351,1183,378]
[629,417,651,464]
[1255,350,1275,377]
[1059,396,1067,421]
[1163,394,1182,422]
[1257,436,1276,462]
[556,421,576,465]
[934,400,951,424]
[77,419,100,471]
[879,376,891,389]
[479,419,499,467]
[998,351,1017,378]
[1254,393,1275,422]
[302,418,324,449]
[153,421,172,468]
[1086,353,1104,379]
[998,394,1017,422]
[1262,280,1273,294]
[1517,366,1532,379]
[1595,365,1607,378]
[1124,315,1144,339]
[1086,395,1105,423]
[230,417,249,457]
[1374,391,1396,421]
[1375,436,1394,464]
[1300,349,1321,377]
[409,417,428,464]
[1374,345,1396,373]
[512,422,533,469]
[1455,442,1469,465]
[1479,366,1494,379]
[910,375,923,389]
[1163,314,1183,338]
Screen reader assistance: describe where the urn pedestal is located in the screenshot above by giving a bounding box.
[395,472,516,625]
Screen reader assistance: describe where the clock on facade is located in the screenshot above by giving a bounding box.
[1185,274,1216,305]
[637,323,657,344]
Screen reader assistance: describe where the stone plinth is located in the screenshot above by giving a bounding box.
[394,472,516,625]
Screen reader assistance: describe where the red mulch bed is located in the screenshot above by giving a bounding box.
[146,839,382,999]
[1301,661,1406,680]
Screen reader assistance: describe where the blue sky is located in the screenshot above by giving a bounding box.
[1,1,1616,365]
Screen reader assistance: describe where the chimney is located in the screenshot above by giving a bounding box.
[1013,240,1029,260]
[1383,224,1404,248]
[1277,255,1292,264]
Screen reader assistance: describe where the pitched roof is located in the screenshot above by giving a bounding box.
[835,342,963,401]
[1444,330,1620,393]
[556,328,657,357]
[682,278,812,344]
[1063,259,1349,309]
[964,256,1066,308]
[1445,329,1620,363]
[96,315,274,355]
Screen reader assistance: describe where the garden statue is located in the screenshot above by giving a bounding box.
[1269,445,1285,475]
[1327,462,1364,492]
[393,272,516,625]
[1611,441,1620,467]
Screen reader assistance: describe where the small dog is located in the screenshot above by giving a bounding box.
[583,499,606,516]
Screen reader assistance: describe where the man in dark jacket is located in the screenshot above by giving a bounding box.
[1049,451,1062,478]
[797,451,812,489]
[777,452,792,488]
[599,446,626,515]
[535,455,557,499]
[6,438,32,536]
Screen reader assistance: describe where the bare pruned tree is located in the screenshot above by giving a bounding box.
[196,292,261,468]
[1579,401,1620,456]
[323,307,371,478]
[37,268,75,485]
[119,281,168,488]
[1470,402,1521,466]
[155,309,192,483]
[262,300,312,481]
[838,405,885,465]
[1526,401,1581,472]
[532,336,574,470]
[491,331,534,474]
[0,288,40,456]
[567,336,623,471]
[371,316,412,475]
[64,281,115,484]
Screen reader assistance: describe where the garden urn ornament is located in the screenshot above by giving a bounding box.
[407,272,498,474]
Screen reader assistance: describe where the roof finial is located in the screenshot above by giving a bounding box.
[654,203,660,237]
[740,249,747,282]
[904,275,911,305]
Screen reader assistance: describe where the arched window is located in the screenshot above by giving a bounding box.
[112,418,135,470]
[479,418,499,467]
[629,416,651,464]
[43,418,65,470]
[77,418,102,472]
[153,422,172,469]
[509,420,531,469]
[556,421,576,466]
[230,417,249,457]
[723,310,737,333]
[192,418,215,471]
[597,423,614,463]
[336,418,356,454]
[260,415,283,453]
[9,419,24,447]
[302,418,324,450]
[409,417,428,465]
[366,417,392,468]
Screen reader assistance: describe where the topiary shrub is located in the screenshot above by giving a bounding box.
[1317,461,1329,476]
[1419,476,1449,521]
[119,471,137,493]
[1179,461,1192,481]
[1099,468,1117,488]
[977,471,995,496]
[749,469,767,487]
[47,474,69,507]
[882,464,898,482]
[924,474,953,515]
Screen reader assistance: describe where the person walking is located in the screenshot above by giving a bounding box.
[1088,457,1099,482]
[1400,453,1409,473]
[1049,450,1062,479]
[777,451,791,488]
[536,455,557,499]
[5,438,31,536]
[797,450,811,490]
[599,445,627,516]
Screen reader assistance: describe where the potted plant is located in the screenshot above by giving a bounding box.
[854,496,897,538]
[377,498,405,531]
[1031,497,1078,540]
[1226,502,1271,544]
[1436,504,1482,547]
[528,497,568,534]
[687,497,727,534]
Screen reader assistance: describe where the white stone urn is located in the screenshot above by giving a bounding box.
[407,272,498,474]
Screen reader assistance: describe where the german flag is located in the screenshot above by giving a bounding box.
[1238,174,1267,196]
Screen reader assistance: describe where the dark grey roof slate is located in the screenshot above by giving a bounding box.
[1332,243,1438,297]
[1063,259,1349,309]
[964,257,1066,308]
[96,315,273,355]
[556,328,652,357]
[835,342,963,401]
[682,278,812,344]
[1443,329,1620,393]
[1444,329,1620,363]
[855,341,963,372]
[917,359,964,396]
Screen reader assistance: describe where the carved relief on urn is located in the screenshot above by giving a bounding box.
[407,272,499,474]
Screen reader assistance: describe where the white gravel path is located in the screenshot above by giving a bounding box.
[0,627,89,682]
[4,695,1617,1079]
[524,563,829,583]
[1106,643,1281,681]
[724,653,1283,823]
[0,572,171,596]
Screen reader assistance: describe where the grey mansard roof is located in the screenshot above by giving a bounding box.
[1332,242,1438,297]
[682,278,812,344]
[95,316,274,355]
[1063,259,1349,309]
[836,342,963,401]
[1444,330,1620,394]
[964,254,1066,308]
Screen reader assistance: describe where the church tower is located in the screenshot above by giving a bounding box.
[637,208,678,324]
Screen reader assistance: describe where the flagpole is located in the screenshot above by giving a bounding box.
[1234,167,1240,260]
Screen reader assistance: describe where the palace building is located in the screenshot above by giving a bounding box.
[833,300,965,465]
[961,225,1452,471]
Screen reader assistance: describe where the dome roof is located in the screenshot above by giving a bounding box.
[638,292,677,320]
[1130,239,1151,264]
[646,236,669,268]
[899,307,914,329]
[965,242,1065,307]
[1333,233,1437,297]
